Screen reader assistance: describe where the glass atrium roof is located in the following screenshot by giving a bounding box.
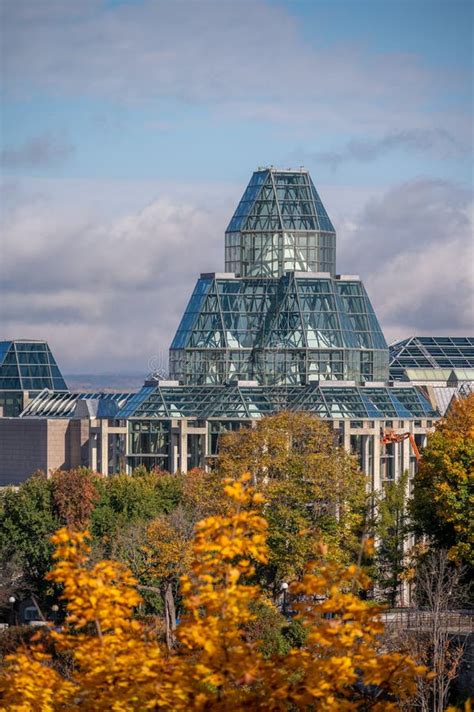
[0,340,68,392]
[20,390,134,418]
[172,274,386,351]
[116,383,437,421]
[427,383,472,416]
[170,272,388,385]
[226,168,335,234]
[225,168,336,277]
[389,336,474,381]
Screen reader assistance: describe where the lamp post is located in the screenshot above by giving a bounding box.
[51,604,59,626]
[8,596,16,627]
[280,582,289,616]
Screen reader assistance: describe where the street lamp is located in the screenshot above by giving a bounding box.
[280,582,289,616]
[8,596,16,627]
[51,604,59,625]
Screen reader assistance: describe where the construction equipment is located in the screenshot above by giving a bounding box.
[380,429,421,462]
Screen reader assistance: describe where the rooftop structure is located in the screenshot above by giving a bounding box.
[171,168,388,386]
[115,381,436,421]
[0,340,68,416]
[20,390,133,419]
[225,167,336,278]
[389,336,474,381]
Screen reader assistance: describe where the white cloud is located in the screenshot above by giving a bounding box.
[1,175,472,372]
[0,185,226,372]
[337,179,474,342]
[2,0,468,137]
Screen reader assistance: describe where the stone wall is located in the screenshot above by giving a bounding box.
[0,419,89,486]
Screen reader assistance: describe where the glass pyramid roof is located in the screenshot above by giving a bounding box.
[226,168,335,234]
[170,273,388,385]
[225,167,336,277]
[0,340,68,392]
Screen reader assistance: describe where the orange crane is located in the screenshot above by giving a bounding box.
[380,429,421,462]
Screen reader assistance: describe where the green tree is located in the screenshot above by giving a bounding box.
[374,471,409,606]
[108,469,227,634]
[409,393,474,570]
[90,471,183,547]
[0,469,184,603]
[217,411,367,591]
[0,473,59,595]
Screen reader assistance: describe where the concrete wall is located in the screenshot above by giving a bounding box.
[66,419,90,469]
[0,419,90,486]
[0,419,51,486]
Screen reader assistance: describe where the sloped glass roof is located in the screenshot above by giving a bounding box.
[0,340,68,392]
[20,390,134,418]
[116,383,438,421]
[225,167,336,277]
[170,273,388,385]
[226,169,335,234]
[389,336,474,381]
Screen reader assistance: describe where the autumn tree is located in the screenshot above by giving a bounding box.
[409,393,474,570]
[140,513,192,648]
[181,467,228,521]
[217,412,367,589]
[0,475,426,711]
[108,468,225,634]
[51,468,100,530]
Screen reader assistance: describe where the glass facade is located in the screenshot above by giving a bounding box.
[0,340,68,416]
[225,168,336,278]
[116,383,437,422]
[389,336,474,381]
[170,273,388,385]
[170,167,388,386]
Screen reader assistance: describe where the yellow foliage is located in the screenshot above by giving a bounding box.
[0,474,426,710]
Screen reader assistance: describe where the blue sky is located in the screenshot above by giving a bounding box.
[1,0,473,373]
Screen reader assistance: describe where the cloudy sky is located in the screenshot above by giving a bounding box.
[1,0,473,374]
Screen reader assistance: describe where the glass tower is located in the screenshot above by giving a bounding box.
[225,167,336,277]
[170,167,389,386]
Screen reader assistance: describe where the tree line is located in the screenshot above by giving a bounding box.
[0,399,472,709]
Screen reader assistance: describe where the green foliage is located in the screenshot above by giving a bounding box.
[0,469,184,599]
[374,472,408,606]
[218,412,368,588]
[409,393,474,570]
[0,473,60,593]
[236,597,306,661]
[90,472,183,546]
[246,601,292,658]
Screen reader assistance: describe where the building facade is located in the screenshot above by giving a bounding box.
[2,167,473,488]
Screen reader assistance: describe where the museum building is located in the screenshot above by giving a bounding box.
[1,168,473,487]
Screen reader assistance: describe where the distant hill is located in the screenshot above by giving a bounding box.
[64,373,144,393]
